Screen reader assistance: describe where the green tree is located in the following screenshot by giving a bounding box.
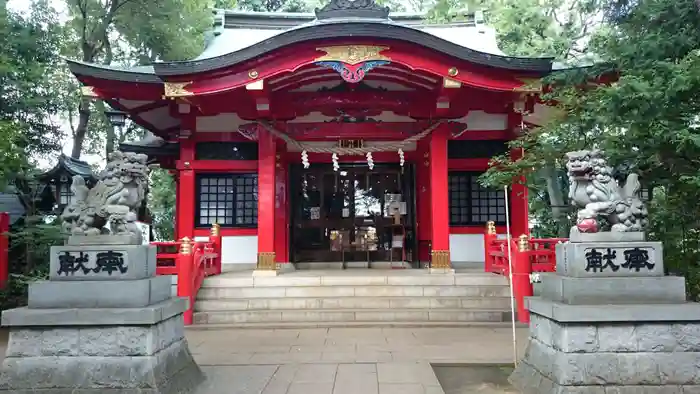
[470,0,700,297]
[148,168,176,241]
[219,0,312,12]
[0,1,71,308]
[0,0,67,183]
[62,0,215,159]
[428,0,601,236]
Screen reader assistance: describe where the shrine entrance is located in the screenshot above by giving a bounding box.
[289,163,417,266]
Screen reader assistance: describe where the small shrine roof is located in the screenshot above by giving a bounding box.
[37,154,96,182]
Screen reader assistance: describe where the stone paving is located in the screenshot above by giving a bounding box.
[0,325,526,393]
[189,326,529,394]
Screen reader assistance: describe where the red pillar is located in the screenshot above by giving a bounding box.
[257,126,277,270]
[510,148,530,238]
[177,237,194,325]
[177,140,195,241]
[416,139,432,263]
[429,125,451,269]
[513,235,533,323]
[274,143,289,264]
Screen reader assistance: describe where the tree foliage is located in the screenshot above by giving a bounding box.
[63,0,215,159]
[0,0,67,182]
[472,0,700,297]
[148,169,176,242]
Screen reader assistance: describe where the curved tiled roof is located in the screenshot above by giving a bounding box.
[37,154,96,182]
[66,6,555,81]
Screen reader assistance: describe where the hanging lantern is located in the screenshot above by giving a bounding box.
[366,152,374,170]
[398,149,404,167]
[301,150,310,169]
[332,153,339,172]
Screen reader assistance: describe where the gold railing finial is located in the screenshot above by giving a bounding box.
[180,237,193,255]
[517,234,530,252]
[211,223,220,237]
[486,221,496,235]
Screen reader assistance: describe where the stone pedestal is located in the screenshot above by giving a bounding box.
[0,243,204,393]
[510,233,700,394]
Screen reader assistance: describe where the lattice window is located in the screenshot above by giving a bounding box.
[196,174,258,227]
[448,171,507,225]
[58,183,72,205]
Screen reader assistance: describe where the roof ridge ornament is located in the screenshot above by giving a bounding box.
[314,0,390,20]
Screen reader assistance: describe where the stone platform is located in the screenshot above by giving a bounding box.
[510,235,700,394]
[0,298,203,393]
[511,301,700,394]
[0,243,204,393]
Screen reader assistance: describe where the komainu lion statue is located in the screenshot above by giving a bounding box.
[566,149,648,234]
[61,151,149,244]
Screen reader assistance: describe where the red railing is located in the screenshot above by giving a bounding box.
[153,224,222,325]
[483,221,567,323]
[0,212,8,289]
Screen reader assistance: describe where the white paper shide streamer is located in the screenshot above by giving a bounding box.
[366,152,374,170]
[332,153,339,172]
[301,150,310,169]
[398,149,404,167]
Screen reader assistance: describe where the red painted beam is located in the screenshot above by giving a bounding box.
[284,151,418,163]
[448,158,491,171]
[181,88,511,118]
[451,225,507,234]
[193,228,257,236]
[190,122,437,140]
[77,76,163,100]
[268,64,440,91]
[167,40,541,97]
[272,74,438,92]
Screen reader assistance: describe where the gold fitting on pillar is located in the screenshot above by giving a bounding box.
[430,250,451,269]
[210,223,220,237]
[257,252,277,271]
[486,221,496,235]
[180,237,193,255]
[517,235,530,252]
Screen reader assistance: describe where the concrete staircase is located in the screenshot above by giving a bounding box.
[193,270,514,327]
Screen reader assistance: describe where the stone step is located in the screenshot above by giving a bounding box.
[194,296,513,311]
[201,273,509,288]
[186,321,526,330]
[193,308,512,325]
[197,285,511,299]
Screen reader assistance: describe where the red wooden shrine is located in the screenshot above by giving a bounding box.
[66,2,579,323]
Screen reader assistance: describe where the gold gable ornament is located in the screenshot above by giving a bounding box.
[163,81,194,99]
[315,45,390,65]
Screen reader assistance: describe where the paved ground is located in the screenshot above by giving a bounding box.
[188,326,528,394]
[0,326,526,393]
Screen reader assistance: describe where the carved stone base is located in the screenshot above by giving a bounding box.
[257,252,277,271]
[0,302,203,393]
[430,250,450,269]
[510,311,700,394]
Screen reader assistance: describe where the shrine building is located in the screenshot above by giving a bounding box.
[67,2,565,272]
